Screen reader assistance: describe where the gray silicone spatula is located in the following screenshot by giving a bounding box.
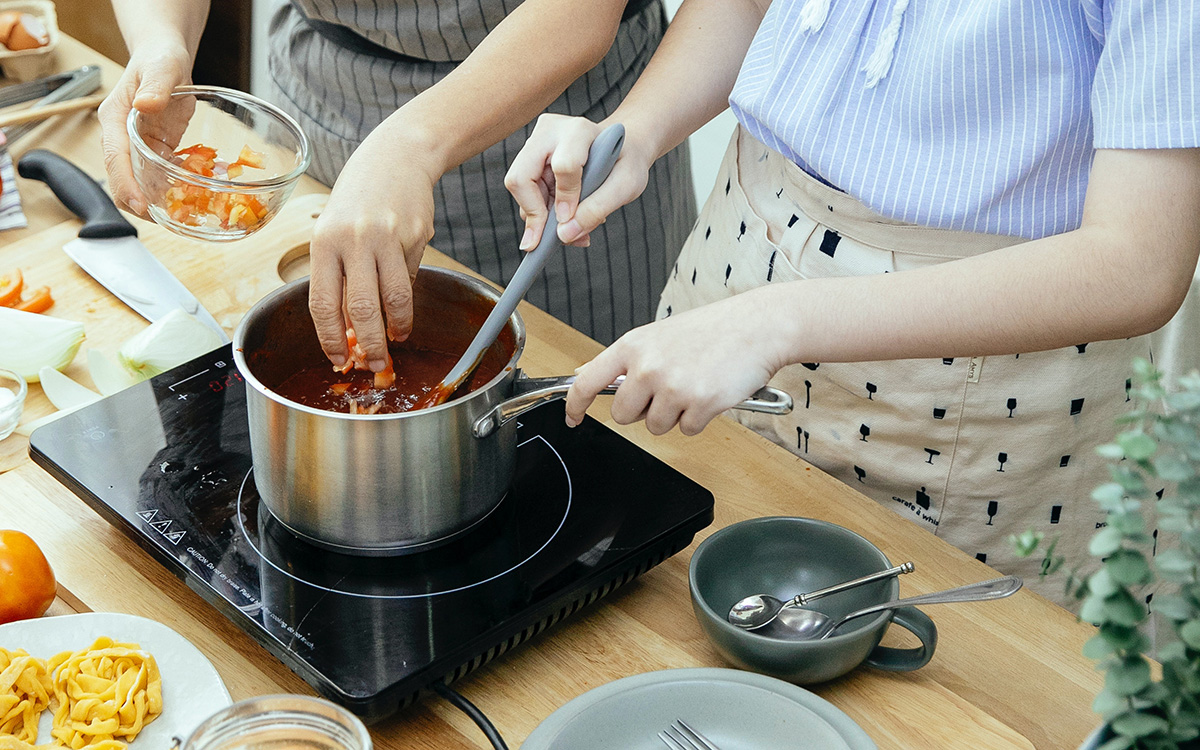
[417,123,626,408]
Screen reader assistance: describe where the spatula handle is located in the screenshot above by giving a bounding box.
[442,124,626,392]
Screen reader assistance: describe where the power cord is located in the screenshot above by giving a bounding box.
[432,681,509,750]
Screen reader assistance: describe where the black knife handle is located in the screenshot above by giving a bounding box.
[17,149,138,239]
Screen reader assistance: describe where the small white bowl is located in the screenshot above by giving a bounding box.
[0,367,27,440]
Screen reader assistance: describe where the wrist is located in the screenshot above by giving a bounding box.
[736,283,805,373]
[599,112,662,172]
[127,34,193,70]
[367,113,450,181]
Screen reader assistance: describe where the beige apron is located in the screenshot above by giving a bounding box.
[659,127,1154,609]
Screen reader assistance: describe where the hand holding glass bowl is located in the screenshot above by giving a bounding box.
[127,85,310,242]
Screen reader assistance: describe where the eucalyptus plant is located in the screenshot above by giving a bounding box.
[1013,358,1200,750]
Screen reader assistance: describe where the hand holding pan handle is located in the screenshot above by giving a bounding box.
[473,375,793,438]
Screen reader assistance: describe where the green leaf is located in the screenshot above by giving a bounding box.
[1167,389,1200,411]
[1156,641,1187,663]
[1090,569,1120,598]
[1110,513,1146,536]
[1093,688,1127,717]
[1156,549,1196,574]
[1105,657,1152,696]
[1097,735,1136,750]
[1111,711,1170,738]
[1101,592,1148,627]
[1010,529,1043,558]
[1093,483,1127,504]
[1118,432,1158,461]
[1153,454,1193,482]
[1159,515,1190,533]
[1079,594,1107,625]
[1097,443,1127,460]
[1083,633,1117,660]
[1149,593,1195,621]
[1098,623,1148,652]
[1180,620,1200,649]
[1106,550,1152,586]
[1091,527,1125,557]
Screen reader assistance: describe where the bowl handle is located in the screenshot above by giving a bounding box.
[862,606,938,672]
[472,375,793,438]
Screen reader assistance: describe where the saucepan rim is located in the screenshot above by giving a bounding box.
[232,267,527,420]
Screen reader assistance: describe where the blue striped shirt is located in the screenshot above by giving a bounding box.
[729,0,1200,240]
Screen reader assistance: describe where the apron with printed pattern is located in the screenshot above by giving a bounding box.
[659,127,1154,609]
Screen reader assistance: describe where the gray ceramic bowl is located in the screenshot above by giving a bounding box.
[689,516,937,684]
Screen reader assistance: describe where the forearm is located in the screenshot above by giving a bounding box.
[608,0,769,161]
[371,0,626,177]
[111,0,209,59]
[747,231,1185,371]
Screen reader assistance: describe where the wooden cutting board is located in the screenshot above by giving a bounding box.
[0,192,329,472]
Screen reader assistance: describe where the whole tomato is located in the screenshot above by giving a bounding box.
[0,530,56,624]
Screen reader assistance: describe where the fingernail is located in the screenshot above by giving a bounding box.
[565,414,581,428]
[519,226,535,250]
[129,198,145,215]
[369,359,387,372]
[559,219,582,243]
[330,354,346,368]
[555,201,571,222]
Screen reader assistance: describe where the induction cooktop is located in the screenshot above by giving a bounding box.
[28,345,714,722]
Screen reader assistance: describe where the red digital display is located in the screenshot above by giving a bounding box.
[208,371,244,392]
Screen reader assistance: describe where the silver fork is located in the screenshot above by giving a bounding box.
[659,719,722,750]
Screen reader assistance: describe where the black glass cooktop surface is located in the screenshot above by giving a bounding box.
[28,345,714,722]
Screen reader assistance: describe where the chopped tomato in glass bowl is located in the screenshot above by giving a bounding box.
[127,85,310,242]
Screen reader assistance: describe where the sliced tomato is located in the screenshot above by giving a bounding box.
[232,145,265,169]
[14,286,52,313]
[0,269,22,307]
[175,143,218,160]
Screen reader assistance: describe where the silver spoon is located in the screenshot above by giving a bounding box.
[728,562,915,630]
[768,575,1023,641]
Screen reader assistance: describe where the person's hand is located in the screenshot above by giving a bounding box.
[566,291,789,436]
[98,41,193,217]
[308,145,436,370]
[505,114,654,250]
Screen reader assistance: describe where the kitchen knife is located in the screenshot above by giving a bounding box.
[17,149,230,343]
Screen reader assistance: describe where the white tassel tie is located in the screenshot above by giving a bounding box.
[860,0,911,88]
[797,0,832,33]
[796,0,912,88]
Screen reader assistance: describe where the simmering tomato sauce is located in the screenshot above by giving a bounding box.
[274,342,467,414]
[244,269,519,416]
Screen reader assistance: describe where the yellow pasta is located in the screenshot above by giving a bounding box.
[45,638,162,750]
[0,648,52,744]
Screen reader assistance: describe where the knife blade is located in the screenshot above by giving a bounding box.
[17,149,230,343]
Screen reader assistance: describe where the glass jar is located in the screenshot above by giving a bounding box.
[0,368,26,441]
[179,695,372,750]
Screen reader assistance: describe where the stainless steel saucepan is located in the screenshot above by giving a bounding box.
[233,268,792,556]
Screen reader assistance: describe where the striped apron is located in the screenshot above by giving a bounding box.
[266,0,697,345]
[659,127,1154,610]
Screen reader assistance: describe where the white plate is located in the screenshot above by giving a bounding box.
[0,612,232,747]
[522,667,876,750]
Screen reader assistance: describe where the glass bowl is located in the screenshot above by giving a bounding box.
[179,695,372,750]
[127,85,310,242]
[0,368,27,440]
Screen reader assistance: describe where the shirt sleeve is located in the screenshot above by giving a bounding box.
[1091,0,1200,149]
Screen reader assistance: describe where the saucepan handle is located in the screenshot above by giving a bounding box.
[472,374,793,438]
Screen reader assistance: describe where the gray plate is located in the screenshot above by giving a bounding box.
[521,668,876,750]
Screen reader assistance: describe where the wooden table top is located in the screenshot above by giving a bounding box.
[0,35,1104,750]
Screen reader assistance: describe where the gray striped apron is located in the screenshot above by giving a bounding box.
[266,0,697,344]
